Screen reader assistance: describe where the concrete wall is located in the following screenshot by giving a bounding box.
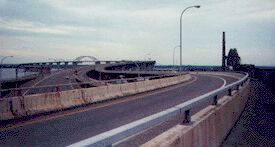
[0,74,191,121]
[141,81,250,147]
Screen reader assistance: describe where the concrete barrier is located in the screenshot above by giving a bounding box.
[81,87,97,103]
[159,78,170,87]
[107,84,123,99]
[167,77,178,85]
[60,90,85,108]
[11,96,26,117]
[24,92,63,115]
[0,74,191,121]
[24,94,43,115]
[178,74,191,83]
[143,80,156,91]
[135,81,147,93]
[91,86,108,102]
[0,99,14,120]
[141,82,250,147]
[152,79,162,89]
[120,82,137,96]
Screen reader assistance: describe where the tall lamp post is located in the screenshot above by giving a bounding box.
[0,56,13,97]
[173,45,180,69]
[179,5,200,71]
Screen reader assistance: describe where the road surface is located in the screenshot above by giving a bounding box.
[0,73,240,146]
[20,66,97,95]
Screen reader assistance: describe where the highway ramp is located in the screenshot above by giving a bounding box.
[0,73,240,146]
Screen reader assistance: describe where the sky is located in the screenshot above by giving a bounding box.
[0,0,274,66]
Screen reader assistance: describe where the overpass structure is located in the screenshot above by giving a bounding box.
[0,60,151,78]
[0,61,157,96]
[0,55,155,80]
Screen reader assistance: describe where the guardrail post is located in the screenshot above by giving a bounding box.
[212,95,218,105]
[183,109,191,124]
[56,86,60,92]
[228,89,232,96]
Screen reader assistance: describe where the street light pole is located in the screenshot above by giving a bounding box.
[173,45,180,68]
[179,5,200,71]
[0,56,13,97]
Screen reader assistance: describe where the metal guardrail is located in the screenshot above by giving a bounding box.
[68,72,249,147]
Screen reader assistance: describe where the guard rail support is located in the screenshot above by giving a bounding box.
[228,89,232,96]
[183,109,191,124]
[212,95,218,105]
[236,85,240,90]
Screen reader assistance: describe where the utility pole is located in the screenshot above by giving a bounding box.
[222,32,226,70]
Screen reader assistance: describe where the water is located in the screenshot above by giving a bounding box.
[0,68,37,81]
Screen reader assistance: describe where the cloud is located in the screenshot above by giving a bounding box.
[0,0,274,66]
[0,18,98,35]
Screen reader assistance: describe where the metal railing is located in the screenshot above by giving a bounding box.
[68,72,249,147]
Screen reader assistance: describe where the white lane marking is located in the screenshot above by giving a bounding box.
[191,73,227,88]
[213,75,227,88]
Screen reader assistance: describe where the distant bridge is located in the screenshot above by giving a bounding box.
[0,60,123,69]
[0,56,100,69]
[74,56,98,62]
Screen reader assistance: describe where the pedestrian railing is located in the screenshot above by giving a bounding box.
[68,72,249,147]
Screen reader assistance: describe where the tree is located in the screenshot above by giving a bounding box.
[227,48,241,70]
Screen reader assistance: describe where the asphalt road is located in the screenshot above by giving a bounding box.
[22,66,95,95]
[0,73,239,146]
[19,64,173,95]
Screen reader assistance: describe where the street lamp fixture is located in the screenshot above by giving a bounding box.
[194,5,200,8]
[0,55,14,97]
[1,56,13,64]
[179,5,200,71]
[0,55,14,79]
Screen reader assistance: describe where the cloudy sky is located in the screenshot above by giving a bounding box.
[0,0,274,66]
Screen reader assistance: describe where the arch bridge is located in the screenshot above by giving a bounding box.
[74,56,98,62]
